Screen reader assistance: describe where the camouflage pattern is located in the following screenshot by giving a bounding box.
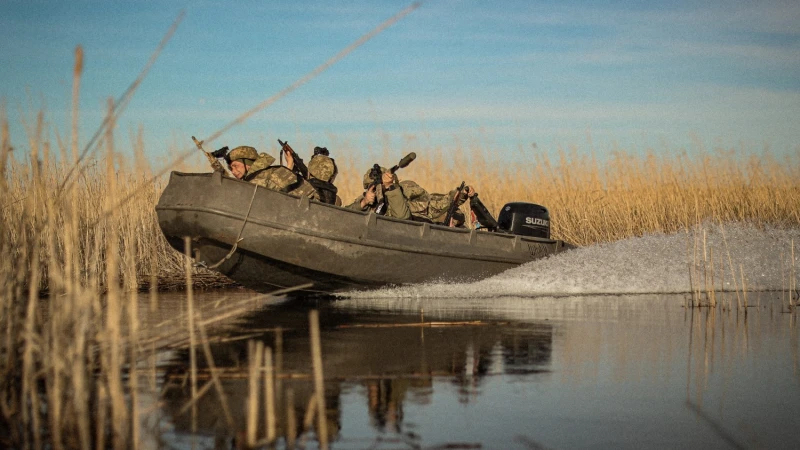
[397,181,469,224]
[244,153,316,198]
[399,180,430,216]
[428,191,454,223]
[347,177,411,220]
[290,178,319,200]
[228,145,259,163]
[308,155,337,182]
[361,166,397,190]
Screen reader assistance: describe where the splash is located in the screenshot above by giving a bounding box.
[341,222,800,299]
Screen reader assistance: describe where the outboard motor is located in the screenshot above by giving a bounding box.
[497,202,550,238]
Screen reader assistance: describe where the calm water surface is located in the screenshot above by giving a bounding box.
[139,290,800,450]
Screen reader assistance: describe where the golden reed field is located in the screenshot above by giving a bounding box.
[1,55,798,447]
[2,108,799,294]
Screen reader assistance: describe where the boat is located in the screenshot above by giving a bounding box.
[156,170,574,294]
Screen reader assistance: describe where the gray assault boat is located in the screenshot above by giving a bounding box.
[156,171,574,294]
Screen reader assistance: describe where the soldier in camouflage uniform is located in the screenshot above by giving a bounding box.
[227,145,316,197]
[306,148,341,205]
[399,180,476,227]
[347,167,411,220]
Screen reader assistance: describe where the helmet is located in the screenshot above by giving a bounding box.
[362,166,390,190]
[308,154,338,182]
[227,146,258,163]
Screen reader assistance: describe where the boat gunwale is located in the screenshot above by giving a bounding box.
[156,203,558,265]
[161,171,562,247]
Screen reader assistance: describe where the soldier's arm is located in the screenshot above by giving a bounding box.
[346,195,369,211]
[383,185,411,220]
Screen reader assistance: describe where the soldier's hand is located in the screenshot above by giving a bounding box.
[361,185,377,208]
[381,172,395,189]
[466,186,476,198]
[283,148,295,170]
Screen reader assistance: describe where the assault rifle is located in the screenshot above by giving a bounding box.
[443,181,467,227]
[192,136,234,177]
[367,152,416,215]
[277,139,309,179]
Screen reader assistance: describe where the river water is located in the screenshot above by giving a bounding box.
[140,224,800,449]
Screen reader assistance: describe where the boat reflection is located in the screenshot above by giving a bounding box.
[157,300,553,446]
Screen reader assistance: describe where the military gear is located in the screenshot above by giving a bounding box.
[398,180,470,225]
[277,139,309,179]
[346,186,410,220]
[244,153,304,194]
[399,180,430,216]
[362,166,398,190]
[308,154,337,182]
[228,145,258,162]
[313,146,329,156]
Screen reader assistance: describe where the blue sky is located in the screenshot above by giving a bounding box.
[2,0,799,164]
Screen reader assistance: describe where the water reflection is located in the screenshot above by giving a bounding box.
[142,292,800,449]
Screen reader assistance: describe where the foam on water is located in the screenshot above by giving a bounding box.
[341,223,800,299]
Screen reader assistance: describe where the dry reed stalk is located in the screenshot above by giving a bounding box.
[194,310,236,430]
[703,229,710,307]
[103,97,128,450]
[183,236,199,436]
[274,326,284,429]
[309,310,329,449]
[740,264,748,309]
[792,239,797,310]
[718,222,742,310]
[709,247,716,307]
[96,383,107,450]
[247,340,264,447]
[286,387,297,450]
[300,395,317,447]
[263,346,276,444]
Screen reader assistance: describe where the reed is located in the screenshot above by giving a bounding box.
[2,56,800,450]
[334,143,800,247]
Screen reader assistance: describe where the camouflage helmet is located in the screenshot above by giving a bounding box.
[308,154,338,182]
[227,146,258,164]
[362,166,395,190]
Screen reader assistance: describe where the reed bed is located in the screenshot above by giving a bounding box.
[339,143,800,247]
[2,85,800,449]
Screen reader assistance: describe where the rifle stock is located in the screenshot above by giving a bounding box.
[192,136,233,177]
[443,181,466,227]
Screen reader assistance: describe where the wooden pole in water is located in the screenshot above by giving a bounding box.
[309,310,329,449]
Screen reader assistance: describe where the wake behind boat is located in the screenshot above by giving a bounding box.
[156,170,574,294]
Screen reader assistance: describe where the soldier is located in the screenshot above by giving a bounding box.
[227,145,316,197]
[306,146,341,205]
[400,180,477,227]
[347,166,411,220]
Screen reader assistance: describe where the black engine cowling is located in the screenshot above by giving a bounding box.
[497,202,550,238]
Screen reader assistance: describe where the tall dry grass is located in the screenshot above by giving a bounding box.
[333,142,800,246]
[2,87,800,450]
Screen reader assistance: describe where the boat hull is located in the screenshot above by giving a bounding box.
[156,171,573,293]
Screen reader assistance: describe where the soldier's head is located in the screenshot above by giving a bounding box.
[308,153,338,183]
[227,146,258,179]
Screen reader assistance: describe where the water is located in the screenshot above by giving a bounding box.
[141,223,799,449]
